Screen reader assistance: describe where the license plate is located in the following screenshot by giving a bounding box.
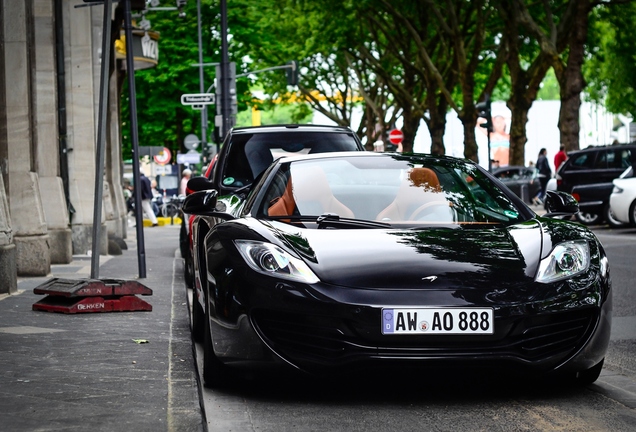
[381,308,494,335]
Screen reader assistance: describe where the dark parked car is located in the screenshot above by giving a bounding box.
[184,151,611,389]
[180,124,365,339]
[556,143,636,226]
[492,165,543,204]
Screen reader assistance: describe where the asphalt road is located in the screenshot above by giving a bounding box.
[184,225,636,432]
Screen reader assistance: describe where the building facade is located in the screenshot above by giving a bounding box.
[0,1,139,293]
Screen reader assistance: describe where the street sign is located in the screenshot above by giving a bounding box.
[154,165,171,175]
[180,93,215,106]
[389,129,404,144]
[183,134,199,150]
[153,147,171,165]
[177,152,201,165]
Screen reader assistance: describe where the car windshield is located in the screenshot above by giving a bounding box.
[258,154,527,228]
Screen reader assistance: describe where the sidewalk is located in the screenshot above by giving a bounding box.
[0,225,203,432]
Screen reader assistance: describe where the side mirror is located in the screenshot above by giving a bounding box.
[182,190,218,216]
[186,176,215,194]
[182,189,236,220]
[544,190,579,217]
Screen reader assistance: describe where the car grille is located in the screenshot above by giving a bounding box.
[251,308,597,366]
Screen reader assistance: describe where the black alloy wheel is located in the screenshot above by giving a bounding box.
[575,211,602,225]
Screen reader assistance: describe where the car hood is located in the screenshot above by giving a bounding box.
[273,221,545,292]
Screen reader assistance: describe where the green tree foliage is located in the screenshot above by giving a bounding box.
[119,0,634,166]
[585,2,636,118]
[120,1,213,160]
[229,0,370,133]
[120,0,253,161]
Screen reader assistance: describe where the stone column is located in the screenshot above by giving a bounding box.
[0,1,17,293]
[3,0,50,276]
[33,0,72,264]
[107,66,128,244]
[0,174,16,294]
[64,1,106,255]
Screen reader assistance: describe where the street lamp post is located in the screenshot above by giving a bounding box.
[220,0,231,139]
[125,0,147,278]
[196,0,208,162]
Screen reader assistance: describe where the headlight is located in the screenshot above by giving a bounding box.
[235,240,319,284]
[535,240,590,283]
[612,185,623,194]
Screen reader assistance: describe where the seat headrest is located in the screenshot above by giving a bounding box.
[408,168,441,192]
[244,143,274,178]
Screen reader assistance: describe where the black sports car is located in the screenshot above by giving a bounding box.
[492,165,543,204]
[181,124,364,293]
[184,152,611,388]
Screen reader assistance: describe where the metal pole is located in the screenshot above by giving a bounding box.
[125,0,147,278]
[220,0,231,139]
[487,133,492,172]
[90,0,113,279]
[197,0,208,162]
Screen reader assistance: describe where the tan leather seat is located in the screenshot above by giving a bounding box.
[293,166,354,218]
[376,167,451,221]
[268,178,296,216]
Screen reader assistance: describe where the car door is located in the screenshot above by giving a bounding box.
[495,168,522,196]
[577,148,632,203]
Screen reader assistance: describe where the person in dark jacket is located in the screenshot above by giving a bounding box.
[140,171,158,227]
[534,148,552,205]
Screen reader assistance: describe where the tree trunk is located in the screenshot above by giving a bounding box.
[499,1,556,167]
[462,123,479,163]
[420,87,446,155]
[557,0,589,152]
[401,111,421,154]
[507,96,531,166]
[458,102,479,162]
[428,121,446,155]
[363,103,377,151]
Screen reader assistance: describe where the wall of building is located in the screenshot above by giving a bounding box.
[0,0,128,293]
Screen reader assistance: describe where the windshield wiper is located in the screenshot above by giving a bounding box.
[317,213,392,229]
[268,213,392,229]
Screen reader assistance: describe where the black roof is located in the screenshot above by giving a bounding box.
[230,124,356,134]
[569,142,636,155]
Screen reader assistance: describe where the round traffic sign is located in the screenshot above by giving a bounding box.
[154,147,172,165]
[183,134,200,150]
[389,129,404,144]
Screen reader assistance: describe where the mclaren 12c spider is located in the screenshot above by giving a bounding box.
[183,152,611,388]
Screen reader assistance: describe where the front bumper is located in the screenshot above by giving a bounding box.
[211,274,612,375]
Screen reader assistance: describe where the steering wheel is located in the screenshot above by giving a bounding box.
[409,201,453,221]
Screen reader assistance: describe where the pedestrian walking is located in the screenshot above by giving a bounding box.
[179,168,192,196]
[140,170,159,227]
[534,148,552,205]
[554,145,567,173]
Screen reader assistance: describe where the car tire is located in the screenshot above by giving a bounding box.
[179,219,193,288]
[630,200,636,226]
[162,203,179,218]
[184,256,194,289]
[604,204,626,228]
[575,211,602,225]
[203,306,232,388]
[191,289,205,343]
[575,358,604,385]
[191,233,205,342]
